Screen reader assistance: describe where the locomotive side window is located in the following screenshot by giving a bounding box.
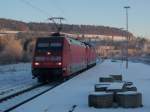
[66,37,82,46]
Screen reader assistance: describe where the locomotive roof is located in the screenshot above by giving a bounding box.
[50,32,65,37]
[37,32,87,47]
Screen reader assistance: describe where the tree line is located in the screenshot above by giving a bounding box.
[0,18,133,37]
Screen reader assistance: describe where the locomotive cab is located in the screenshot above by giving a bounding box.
[32,33,64,82]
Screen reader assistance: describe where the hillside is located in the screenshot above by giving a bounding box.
[0,18,132,37]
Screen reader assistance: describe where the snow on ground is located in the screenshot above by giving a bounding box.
[0,63,37,91]
[12,60,150,112]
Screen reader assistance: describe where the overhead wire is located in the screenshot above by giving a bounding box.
[18,0,67,31]
[18,0,50,17]
[45,0,69,23]
[18,0,67,22]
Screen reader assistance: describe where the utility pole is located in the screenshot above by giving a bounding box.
[124,6,130,69]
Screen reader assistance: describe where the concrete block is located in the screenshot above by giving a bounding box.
[99,77,113,82]
[106,82,125,92]
[88,92,113,108]
[125,81,133,86]
[125,85,137,91]
[116,91,142,108]
[94,84,110,92]
[110,74,122,81]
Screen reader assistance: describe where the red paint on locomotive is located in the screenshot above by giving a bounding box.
[32,33,96,82]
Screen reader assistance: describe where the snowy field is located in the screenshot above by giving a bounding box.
[0,63,37,91]
[11,60,150,112]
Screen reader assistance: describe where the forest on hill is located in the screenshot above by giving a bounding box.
[0,18,132,37]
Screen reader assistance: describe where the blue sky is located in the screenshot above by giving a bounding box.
[0,0,150,38]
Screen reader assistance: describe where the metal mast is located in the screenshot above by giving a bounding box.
[124,6,130,69]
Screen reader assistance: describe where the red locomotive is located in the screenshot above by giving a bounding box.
[32,33,96,82]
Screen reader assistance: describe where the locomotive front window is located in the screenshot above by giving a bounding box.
[37,43,49,48]
[37,43,62,48]
[50,43,62,47]
[36,37,63,51]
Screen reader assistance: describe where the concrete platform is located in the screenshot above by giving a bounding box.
[12,60,149,112]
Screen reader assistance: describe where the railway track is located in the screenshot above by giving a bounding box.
[0,83,43,103]
[0,82,38,98]
[0,81,62,112]
[0,63,98,112]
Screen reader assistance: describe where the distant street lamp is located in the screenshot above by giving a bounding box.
[124,6,130,69]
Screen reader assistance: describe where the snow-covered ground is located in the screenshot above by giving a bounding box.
[11,60,150,112]
[0,63,37,92]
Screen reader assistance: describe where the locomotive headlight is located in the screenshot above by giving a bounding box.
[57,62,62,66]
[34,62,40,66]
[47,52,51,55]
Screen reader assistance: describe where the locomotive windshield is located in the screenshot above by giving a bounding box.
[36,37,63,51]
